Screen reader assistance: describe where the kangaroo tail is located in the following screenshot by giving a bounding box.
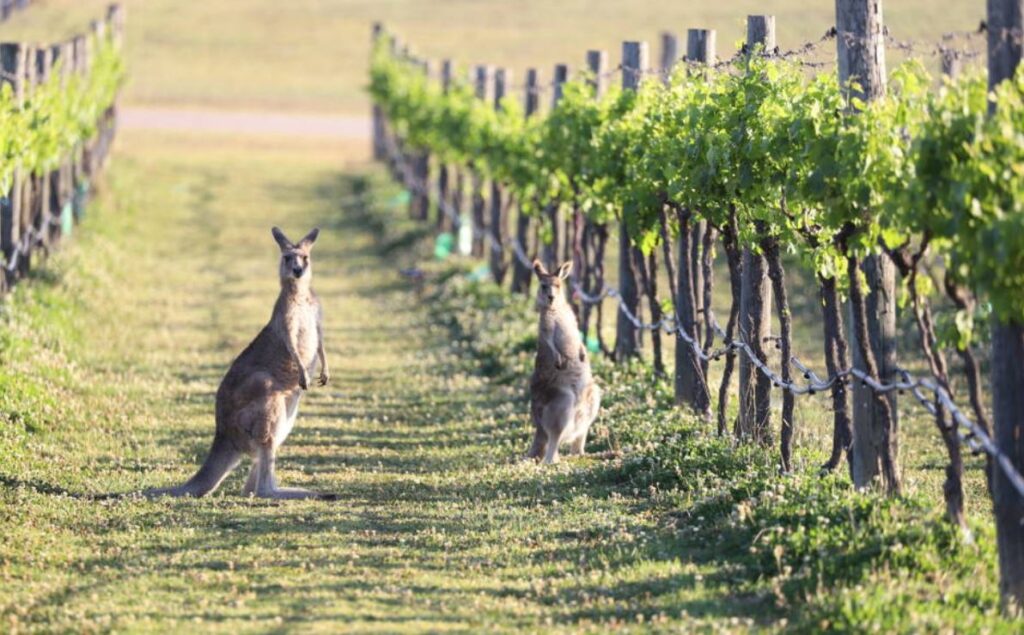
[144,434,241,498]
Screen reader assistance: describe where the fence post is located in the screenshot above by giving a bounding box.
[0,42,26,289]
[371,22,386,161]
[510,68,540,296]
[71,35,88,222]
[614,41,647,361]
[685,27,707,356]
[586,50,608,97]
[435,59,453,231]
[106,3,126,51]
[470,64,493,257]
[577,50,610,350]
[835,0,900,494]
[986,0,1024,615]
[489,67,511,284]
[540,63,569,270]
[671,28,717,415]
[410,59,431,221]
[51,41,73,242]
[735,15,775,442]
[32,46,52,254]
[660,32,679,79]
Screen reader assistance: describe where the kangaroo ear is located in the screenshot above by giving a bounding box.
[271,227,293,251]
[298,228,320,249]
[557,261,573,280]
[532,259,547,278]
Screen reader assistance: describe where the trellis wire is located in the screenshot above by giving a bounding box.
[403,23,994,98]
[380,118,1024,502]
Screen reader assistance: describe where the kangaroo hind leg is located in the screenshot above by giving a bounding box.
[250,396,336,500]
[542,391,575,465]
[525,427,548,461]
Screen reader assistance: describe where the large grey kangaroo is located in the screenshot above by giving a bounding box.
[526,260,602,464]
[146,227,334,499]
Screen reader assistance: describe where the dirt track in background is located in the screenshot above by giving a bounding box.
[122,106,370,138]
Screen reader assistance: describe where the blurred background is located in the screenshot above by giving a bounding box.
[1,0,987,117]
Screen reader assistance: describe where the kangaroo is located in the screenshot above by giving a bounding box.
[525,260,602,464]
[146,227,333,500]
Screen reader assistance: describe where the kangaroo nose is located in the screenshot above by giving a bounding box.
[292,267,303,277]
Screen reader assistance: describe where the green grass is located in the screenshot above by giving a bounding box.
[5,0,986,113]
[0,127,1014,631]
[0,1,1014,631]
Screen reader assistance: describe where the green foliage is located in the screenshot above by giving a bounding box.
[914,66,1024,322]
[417,242,1006,631]
[0,33,125,191]
[371,38,1024,324]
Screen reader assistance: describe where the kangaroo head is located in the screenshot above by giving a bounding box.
[272,227,319,282]
[533,259,572,310]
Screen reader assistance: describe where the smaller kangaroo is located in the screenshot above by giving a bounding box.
[526,260,602,464]
[146,227,333,500]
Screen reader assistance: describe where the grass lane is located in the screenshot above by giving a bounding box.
[1,130,767,633]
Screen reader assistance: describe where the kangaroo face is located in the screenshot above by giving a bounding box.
[272,227,319,282]
[533,260,572,311]
[282,249,310,280]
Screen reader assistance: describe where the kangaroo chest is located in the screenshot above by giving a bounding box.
[281,301,320,371]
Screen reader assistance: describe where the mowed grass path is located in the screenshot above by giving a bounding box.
[1,131,752,633]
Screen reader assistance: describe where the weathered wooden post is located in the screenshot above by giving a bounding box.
[32,46,52,254]
[71,34,88,221]
[87,19,105,173]
[835,0,900,495]
[409,59,431,221]
[586,50,608,96]
[510,68,540,295]
[687,26,716,333]
[578,50,610,352]
[672,28,716,415]
[48,42,69,244]
[0,42,26,289]
[614,41,647,361]
[986,0,1024,615]
[371,22,386,161]
[540,63,569,270]
[736,15,775,442]
[436,59,453,231]
[102,4,125,167]
[107,3,126,51]
[470,64,493,257]
[489,67,511,284]
[660,32,679,77]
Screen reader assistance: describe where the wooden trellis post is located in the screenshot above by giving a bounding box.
[470,64,493,257]
[510,68,540,296]
[489,67,511,284]
[834,0,901,495]
[614,41,647,361]
[410,59,431,221]
[0,42,26,290]
[986,0,1024,614]
[542,63,568,270]
[436,59,453,231]
[371,22,386,161]
[736,15,775,442]
[673,28,716,416]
